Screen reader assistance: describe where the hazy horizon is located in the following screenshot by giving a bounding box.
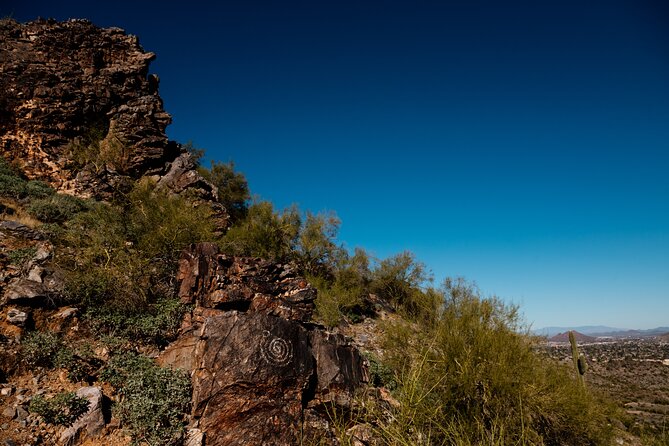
[5,0,668,329]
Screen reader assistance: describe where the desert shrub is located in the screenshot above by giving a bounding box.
[221,201,301,260]
[24,180,55,199]
[21,332,98,381]
[28,193,88,223]
[370,251,431,312]
[640,429,669,446]
[198,160,250,223]
[0,156,54,200]
[125,179,217,268]
[311,274,368,327]
[364,353,396,390]
[52,343,101,383]
[101,351,191,445]
[56,179,215,344]
[85,297,187,344]
[39,222,65,241]
[59,179,216,327]
[376,278,614,446]
[29,392,90,426]
[21,331,65,368]
[295,211,345,276]
[65,128,133,173]
[7,246,36,267]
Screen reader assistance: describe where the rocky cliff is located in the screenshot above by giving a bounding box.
[0,18,371,446]
[0,18,220,208]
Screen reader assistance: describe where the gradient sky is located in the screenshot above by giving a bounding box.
[5,0,669,329]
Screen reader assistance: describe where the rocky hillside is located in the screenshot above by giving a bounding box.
[1,17,648,446]
[0,18,224,221]
[0,18,372,446]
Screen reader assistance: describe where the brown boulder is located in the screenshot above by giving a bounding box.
[162,243,369,445]
[191,311,313,446]
[176,243,316,322]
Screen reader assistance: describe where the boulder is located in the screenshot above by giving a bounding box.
[59,386,106,445]
[3,278,46,304]
[166,244,368,445]
[6,309,28,326]
[0,18,224,221]
[191,311,313,446]
[176,243,316,321]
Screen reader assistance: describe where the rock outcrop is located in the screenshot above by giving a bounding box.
[0,18,222,216]
[161,243,368,445]
[0,19,370,445]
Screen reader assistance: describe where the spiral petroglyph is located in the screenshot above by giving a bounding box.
[259,330,293,366]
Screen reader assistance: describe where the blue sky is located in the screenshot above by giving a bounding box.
[6,0,669,329]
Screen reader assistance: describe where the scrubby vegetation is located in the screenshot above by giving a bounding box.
[29,392,90,427]
[64,127,133,173]
[3,149,659,445]
[101,352,192,445]
[0,157,53,201]
[54,178,216,343]
[373,278,615,445]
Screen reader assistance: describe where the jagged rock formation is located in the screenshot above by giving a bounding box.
[0,18,370,445]
[161,243,368,445]
[0,18,223,218]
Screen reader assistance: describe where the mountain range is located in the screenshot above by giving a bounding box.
[534,326,669,338]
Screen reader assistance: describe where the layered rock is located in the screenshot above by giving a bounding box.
[161,243,368,445]
[0,18,222,215]
[0,19,170,183]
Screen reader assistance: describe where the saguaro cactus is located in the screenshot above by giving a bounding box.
[568,330,587,387]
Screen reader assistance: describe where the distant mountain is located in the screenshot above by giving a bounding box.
[535,326,669,338]
[549,331,597,343]
[597,327,669,338]
[534,326,626,337]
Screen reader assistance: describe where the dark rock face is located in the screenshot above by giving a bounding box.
[176,242,316,322]
[162,243,368,445]
[0,18,222,212]
[192,311,313,446]
[0,19,171,183]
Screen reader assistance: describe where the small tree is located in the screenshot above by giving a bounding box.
[221,201,301,260]
[370,251,431,310]
[295,210,345,276]
[199,160,250,223]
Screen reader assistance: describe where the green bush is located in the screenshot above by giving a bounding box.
[21,332,98,382]
[101,352,191,445]
[0,174,53,200]
[0,156,54,200]
[221,201,300,260]
[21,331,64,368]
[375,278,614,446]
[29,392,90,426]
[84,297,187,345]
[7,246,36,267]
[58,179,215,340]
[52,343,100,383]
[198,160,250,223]
[364,353,396,390]
[370,251,431,311]
[65,128,132,173]
[311,274,366,327]
[28,193,88,223]
[25,180,55,199]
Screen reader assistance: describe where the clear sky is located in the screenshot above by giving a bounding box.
[5,0,669,329]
